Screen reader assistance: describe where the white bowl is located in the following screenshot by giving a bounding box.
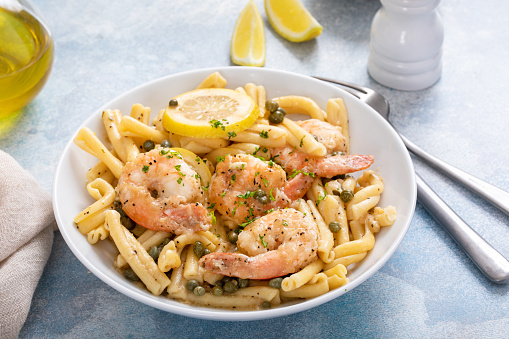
[53,66,416,321]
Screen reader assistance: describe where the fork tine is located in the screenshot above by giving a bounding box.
[312,76,368,94]
[313,75,390,117]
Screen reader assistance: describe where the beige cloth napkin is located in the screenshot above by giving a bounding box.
[0,150,55,339]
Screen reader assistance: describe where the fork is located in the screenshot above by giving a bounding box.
[314,76,509,284]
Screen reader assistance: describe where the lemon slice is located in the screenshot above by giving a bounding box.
[169,148,212,186]
[231,0,265,67]
[162,88,259,138]
[265,0,323,42]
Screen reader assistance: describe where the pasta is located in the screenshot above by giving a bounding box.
[73,72,397,310]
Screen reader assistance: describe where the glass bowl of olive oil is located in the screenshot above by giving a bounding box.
[0,0,53,117]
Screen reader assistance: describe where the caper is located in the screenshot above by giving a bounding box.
[258,195,270,205]
[120,216,136,230]
[124,268,140,281]
[253,190,270,205]
[332,189,341,196]
[331,174,345,180]
[202,248,211,257]
[160,139,172,148]
[114,201,127,218]
[215,280,225,288]
[169,99,178,107]
[268,109,285,124]
[329,221,341,233]
[268,277,283,289]
[211,286,224,296]
[340,189,354,203]
[253,189,266,200]
[143,140,155,152]
[186,279,200,292]
[222,276,234,283]
[265,100,279,113]
[223,280,239,293]
[331,151,345,156]
[193,285,206,296]
[227,230,239,244]
[193,241,205,258]
[238,278,249,289]
[161,237,171,246]
[148,245,160,261]
[261,301,271,309]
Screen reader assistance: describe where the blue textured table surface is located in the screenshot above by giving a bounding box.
[2,0,508,337]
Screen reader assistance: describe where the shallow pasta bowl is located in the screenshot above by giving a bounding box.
[53,66,416,321]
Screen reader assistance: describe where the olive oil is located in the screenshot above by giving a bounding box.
[0,6,53,116]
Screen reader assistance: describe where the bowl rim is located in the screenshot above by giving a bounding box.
[53,66,417,321]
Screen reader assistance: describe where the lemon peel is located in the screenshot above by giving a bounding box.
[265,0,322,43]
[162,88,259,139]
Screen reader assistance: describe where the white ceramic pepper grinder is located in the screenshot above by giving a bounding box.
[368,0,444,91]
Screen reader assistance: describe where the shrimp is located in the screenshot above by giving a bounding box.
[209,154,314,225]
[297,119,347,154]
[117,148,212,235]
[199,208,319,280]
[274,119,374,178]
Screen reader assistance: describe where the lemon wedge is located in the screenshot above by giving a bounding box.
[162,88,259,139]
[230,0,265,67]
[265,0,322,42]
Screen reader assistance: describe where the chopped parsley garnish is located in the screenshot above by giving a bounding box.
[259,235,268,248]
[262,178,269,187]
[237,191,254,199]
[209,211,216,224]
[220,191,227,197]
[300,136,305,147]
[210,119,226,131]
[239,218,255,228]
[259,130,269,139]
[288,169,316,179]
[269,154,279,162]
[316,192,327,206]
[269,188,275,201]
[142,165,150,173]
[227,131,237,140]
[207,203,216,209]
[216,156,225,163]
[264,208,275,214]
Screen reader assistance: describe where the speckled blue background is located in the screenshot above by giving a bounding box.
[1,0,508,337]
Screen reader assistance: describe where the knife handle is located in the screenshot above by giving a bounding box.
[416,173,509,284]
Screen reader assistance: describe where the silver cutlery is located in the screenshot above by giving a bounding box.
[315,76,509,284]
